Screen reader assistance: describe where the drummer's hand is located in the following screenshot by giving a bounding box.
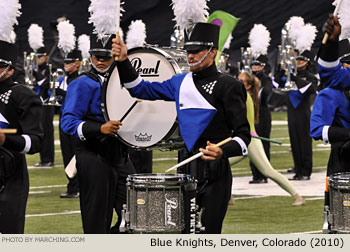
[100,120,122,135]
[322,14,341,41]
[0,132,5,146]
[199,141,223,161]
[112,36,128,61]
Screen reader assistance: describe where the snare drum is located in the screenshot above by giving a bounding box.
[125,173,196,233]
[329,172,350,233]
[102,46,188,150]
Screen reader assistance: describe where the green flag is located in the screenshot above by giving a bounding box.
[207,10,240,53]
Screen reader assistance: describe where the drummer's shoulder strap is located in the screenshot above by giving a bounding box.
[79,72,101,84]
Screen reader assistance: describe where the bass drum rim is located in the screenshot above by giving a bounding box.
[102,46,184,150]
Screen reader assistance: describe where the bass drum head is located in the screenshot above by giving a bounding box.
[104,47,179,148]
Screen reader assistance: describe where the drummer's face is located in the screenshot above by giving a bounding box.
[91,54,113,71]
[187,48,216,72]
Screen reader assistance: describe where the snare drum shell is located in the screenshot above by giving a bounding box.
[126,173,194,233]
[329,172,350,233]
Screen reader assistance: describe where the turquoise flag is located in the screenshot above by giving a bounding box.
[207,10,240,52]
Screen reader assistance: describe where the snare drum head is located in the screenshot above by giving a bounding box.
[104,47,181,148]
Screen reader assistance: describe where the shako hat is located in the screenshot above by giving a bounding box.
[89,33,115,57]
[339,38,350,63]
[65,48,82,63]
[295,50,315,62]
[184,22,219,51]
[0,40,18,68]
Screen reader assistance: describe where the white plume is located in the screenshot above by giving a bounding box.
[10,30,16,43]
[0,0,21,42]
[78,34,90,59]
[295,23,317,52]
[126,20,147,49]
[286,16,305,42]
[28,24,44,51]
[171,0,209,30]
[88,0,124,38]
[249,24,271,57]
[334,0,350,40]
[223,33,233,50]
[57,20,76,54]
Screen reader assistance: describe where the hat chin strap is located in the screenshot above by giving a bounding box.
[90,58,111,74]
[187,46,213,68]
[0,65,10,79]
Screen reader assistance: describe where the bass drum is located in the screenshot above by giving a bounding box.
[102,46,189,150]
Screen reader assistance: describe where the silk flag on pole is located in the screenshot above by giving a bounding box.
[207,11,240,65]
[207,10,240,52]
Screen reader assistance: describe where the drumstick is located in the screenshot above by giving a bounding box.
[252,135,282,145]
[322,0,343,44]
[114,0,121,61]
[120,98,142,122]
[0,128,17,134]
[165,137,232,173]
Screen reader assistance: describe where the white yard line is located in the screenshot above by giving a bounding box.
[29,191,51,194]
[30,185,65,189]
[26,211,80,218]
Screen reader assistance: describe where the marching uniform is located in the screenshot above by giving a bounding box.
[57,71,79,196]
[60,34,135,233]
[274,65,317,179]
[0,40,43,233]
[33,49,55,166]
[312,38,350,176]
[115,23,250,233]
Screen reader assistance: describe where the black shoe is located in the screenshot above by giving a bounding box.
[34,162,54,167]
[60,192,79,198]
[289,175,303,181]
[287,168,295,173]
[249,179,268,184]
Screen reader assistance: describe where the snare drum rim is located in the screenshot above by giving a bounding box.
[101,47,183,150]
[329,172,350,190]
[127,173,193,184]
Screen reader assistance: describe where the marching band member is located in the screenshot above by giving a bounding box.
[61,33,135,233]
[112,22,251,234]
[0,0,43,233]
[55,20,81,199]
[248,24,273,184]
[274,18,318,181]
[27,24,56,168]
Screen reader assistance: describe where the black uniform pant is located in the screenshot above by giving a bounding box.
[179,152,232,234]
[40,106,55,163]
[250,107,271,180]
[0,158,29,234]
[128,147,152,174]
[59,122,78,194]
[76,150,135,233]
[197,163,232,234]
[287,99,313,177]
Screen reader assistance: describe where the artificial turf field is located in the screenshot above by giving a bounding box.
[24,111,328,234]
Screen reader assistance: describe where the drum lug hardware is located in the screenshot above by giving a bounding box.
[119,204,129,233]
[195,207,205,233]
[322,205,330,234]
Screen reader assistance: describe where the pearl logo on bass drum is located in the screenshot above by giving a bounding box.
[131,57,160,77]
